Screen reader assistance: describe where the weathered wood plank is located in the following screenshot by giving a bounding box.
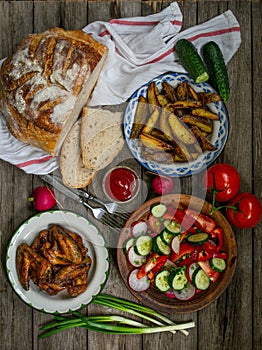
[0,1,261,350]
[251,1,262,350]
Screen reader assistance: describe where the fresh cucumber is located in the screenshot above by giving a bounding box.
[124,238,135,254]
[168,267,188,290]
[161,229,175,245]
[151,203,167,218]
[134,235,153,256]
[163,219,181,234]
[210,257,226,272]
[175,39,209,83]
[152,235,171,256]
[154,270,170,292]
[187,232,208,245]
[202,41,230,102]
[192,268,210,290]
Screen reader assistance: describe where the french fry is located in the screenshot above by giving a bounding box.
[181,115,213,133]
[172,100,203,109]
[139,133,174,151]
[168,112,197,145]
[147,81,159,110]
[142,148,178,163]
[158,110,174,142]
[176,81,188,100]
[156,94,169,108]
[187,84,199,101]
[191,108,219,120]
[190,126,217,152]
[150,128,173,144]
[130,95,148,139]
[162,82,177,102]
[198,92,222,105]
[142,107,160,135]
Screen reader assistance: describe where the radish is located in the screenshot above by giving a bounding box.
[128,269,150,292]
[173,283,196,301]
[127,247,146,267]
[151,175,174,195]
[131,220,148,237]
[28,186,56,211]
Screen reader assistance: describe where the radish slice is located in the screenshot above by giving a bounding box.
[128,269,150,292]
[171,236,180,254]
[173,283,196,301]
[131,220,148,237]
[164,289,176,299]
[127,247,146,267]
[186,262,199,283]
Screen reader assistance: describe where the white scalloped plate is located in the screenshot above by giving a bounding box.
[6,210,109,314]
[124,72,229,177]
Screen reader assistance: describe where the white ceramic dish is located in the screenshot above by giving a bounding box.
[6,210,109,314]
[124,72,229,177]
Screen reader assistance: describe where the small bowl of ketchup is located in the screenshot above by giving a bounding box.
[102,166,140,203]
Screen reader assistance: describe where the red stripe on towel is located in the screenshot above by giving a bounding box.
[15,155,54,168]
[145,26,240,65]
[109,19,182,26]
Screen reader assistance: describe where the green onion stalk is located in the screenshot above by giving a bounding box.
[39,294,195,338]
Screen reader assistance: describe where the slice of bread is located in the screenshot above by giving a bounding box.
[60,121,96,188]
[81,107,125,170]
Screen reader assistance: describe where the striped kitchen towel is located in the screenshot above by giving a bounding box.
[0,2,241,174]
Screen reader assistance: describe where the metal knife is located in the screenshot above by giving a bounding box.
[40,174,84,203]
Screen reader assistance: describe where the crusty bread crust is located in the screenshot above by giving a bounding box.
[0,28,108,155]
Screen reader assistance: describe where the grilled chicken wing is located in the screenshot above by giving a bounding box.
[16,224,92,297]
[42,225,83,265]
[16,242,52,290]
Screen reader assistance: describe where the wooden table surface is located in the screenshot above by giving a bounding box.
[0,1,261,350]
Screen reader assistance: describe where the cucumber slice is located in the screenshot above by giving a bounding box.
[154,270,170,292]
[186,262,199,283]
[151,203,167,218]
[152,235,171,256]
[163,219,181,234]
[161,229,174,245]
[187,232,208,245]
[134,235,152,256]
[175,39,209,83]
[210,257,226,272]
[192,268,210,290]
[168,268,188,291]
[124,238,135,254]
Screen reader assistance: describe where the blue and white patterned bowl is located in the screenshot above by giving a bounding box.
[124,72,229,177]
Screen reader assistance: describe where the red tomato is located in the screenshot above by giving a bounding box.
[204,163,241,202]
[226,192,262,228]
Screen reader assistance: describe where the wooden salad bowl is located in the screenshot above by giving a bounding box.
[117,194,237,314]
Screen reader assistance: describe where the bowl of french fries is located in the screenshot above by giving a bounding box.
[124,72,229,177]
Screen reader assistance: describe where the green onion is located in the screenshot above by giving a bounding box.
[39,294,195,338]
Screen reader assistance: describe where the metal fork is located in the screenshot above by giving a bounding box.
[41,174,130,227]
[81,200,130,228]
[77,188,126,215]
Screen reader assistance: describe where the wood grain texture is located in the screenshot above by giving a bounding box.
[0,2,261,350]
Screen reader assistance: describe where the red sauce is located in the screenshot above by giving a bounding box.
[103,167,138,202]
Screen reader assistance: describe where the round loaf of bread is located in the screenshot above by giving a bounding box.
[0,28,108,155]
